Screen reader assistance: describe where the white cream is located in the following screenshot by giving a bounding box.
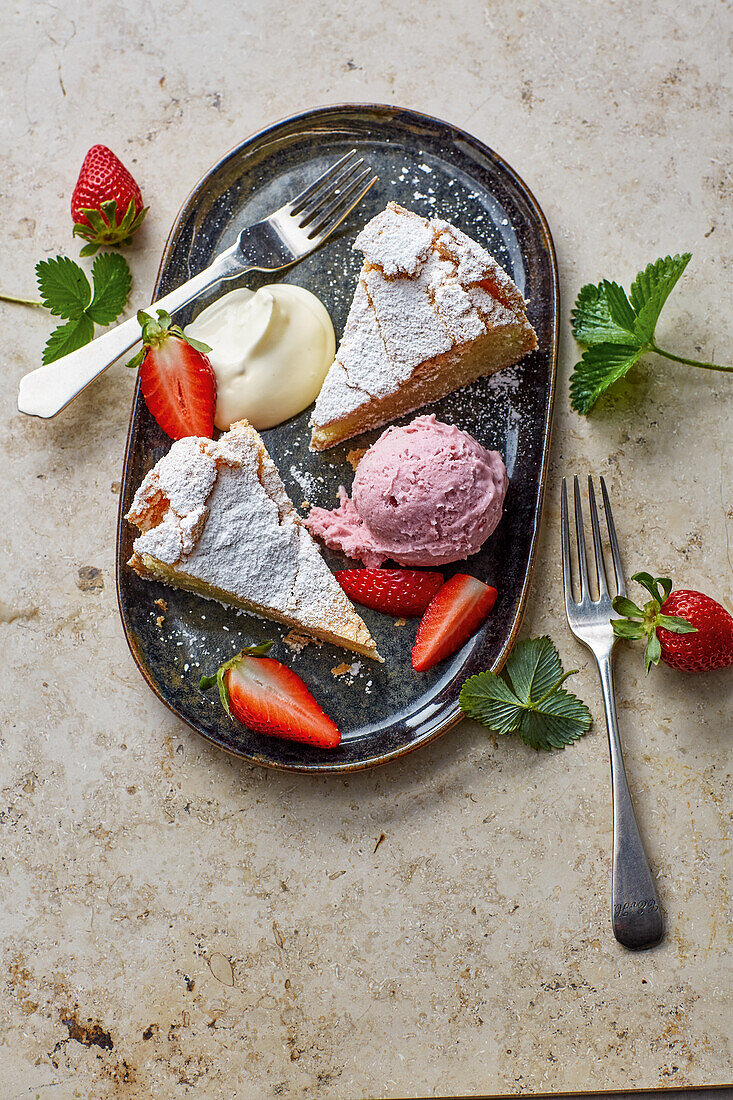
[186,285,335,431]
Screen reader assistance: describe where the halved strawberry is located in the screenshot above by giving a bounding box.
[335,569,444,617]
[128,309,215,440]
[200,643,341,749]
[412,575,498,671]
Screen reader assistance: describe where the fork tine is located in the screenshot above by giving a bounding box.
[572,476,590,600]
[560,477,575,608]
[600,476,626,598]
[587,476,609,598]
[306,171,378,240]
[286,150,360,215]
[296,158,365,224]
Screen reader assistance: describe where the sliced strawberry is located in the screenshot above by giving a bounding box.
[128,309,215,440]
[412,574,497,671]
[200,644,340,749]
[336,569,444,617]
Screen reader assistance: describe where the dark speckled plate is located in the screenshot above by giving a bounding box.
[116,104,558,773]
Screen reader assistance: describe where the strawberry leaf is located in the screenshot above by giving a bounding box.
[73,223,97,241]
[569,343,644,414]
[644,630,662,673]
[459,637,592,751]
[570,252,729,414]
[118,198,137,232]
[517,688,593,751]
[181,334,212,355]
[87,252,132,325]
[613,596,644,619]
[42,315,95,364]
[128,207,148,234]
[611,619,647,640]
[36,256,91,319]
[126,347,146,369]
[656,614,697,634]
[501,635,564,703]
[571,282,640,347]
[611,570,698,673]
[629,253,691,342]
[81,207,110,234]
[460,674,524,734]
[631,572,672,604]
[603,280,638,333]
[35,253,132,363]
[99,199,118,227]
[75,200,147,249]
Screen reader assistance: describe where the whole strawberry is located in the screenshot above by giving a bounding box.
[612,571,733,673]
[71,145,147,255]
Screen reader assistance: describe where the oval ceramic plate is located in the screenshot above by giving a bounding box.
[116,104,558,773]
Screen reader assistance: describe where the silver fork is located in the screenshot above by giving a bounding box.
[17,150,378,419]
[561,476,664,950]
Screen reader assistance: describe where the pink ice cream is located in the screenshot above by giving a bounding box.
[305,415,508,567]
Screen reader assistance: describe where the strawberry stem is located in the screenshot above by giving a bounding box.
[651,343,732,373]
[0,292,45,308]
[531,669,578,707]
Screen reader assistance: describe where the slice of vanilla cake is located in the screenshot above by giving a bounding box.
[126,420,381,660]
[310,202,537,450]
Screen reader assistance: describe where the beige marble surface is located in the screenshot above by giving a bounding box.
[1,1,731,1097]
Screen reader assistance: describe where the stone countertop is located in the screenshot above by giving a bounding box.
[1,1,731,1097]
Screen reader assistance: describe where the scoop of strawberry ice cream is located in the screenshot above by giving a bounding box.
[305,415,508,567]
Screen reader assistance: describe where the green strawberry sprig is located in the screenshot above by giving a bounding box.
[1,253,132,364]
[570,253,731,414]
[460,637,592,751]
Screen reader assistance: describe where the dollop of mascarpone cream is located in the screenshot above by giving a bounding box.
[185,285,335,431]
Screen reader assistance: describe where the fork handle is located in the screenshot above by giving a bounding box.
[597,656,664,950]
[17,243,246,419]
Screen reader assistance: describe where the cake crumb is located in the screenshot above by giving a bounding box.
[283,630,317,654]
[331,659,363,679]
[301,501,310,510]
[395,617,407,627]
[346,448,367,471]
[155,615,165,627]
[155,598,167,611]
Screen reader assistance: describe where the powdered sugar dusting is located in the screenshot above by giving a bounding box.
[311,203,535,433]
[430,270,486,344]
[354,203,433,276]
[312,278,390,422]
[288,464,316,497]
[433,220,524,311]
[364,264,453,373]
[126,421,378,657]
[127,437,218,532]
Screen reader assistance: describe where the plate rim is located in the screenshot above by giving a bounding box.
[115,102,559,774]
